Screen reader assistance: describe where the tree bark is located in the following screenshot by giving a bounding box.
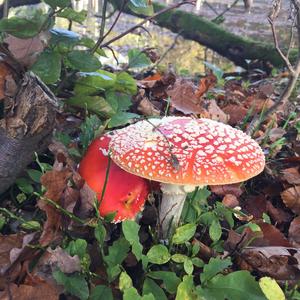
[109,1,296,69]
[0,71,58,194]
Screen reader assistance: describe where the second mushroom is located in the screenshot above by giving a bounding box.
[108,117,265,238]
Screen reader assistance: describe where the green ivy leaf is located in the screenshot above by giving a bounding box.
[26,169,42,183]
[128,48,152,69]
[200,257,232,284]
[94,222,106,247]
[108,112,139,128]
[115,72,137,95]
[209,219,222,242]
[259,277,285,300]
[0,14,49,38]
[147,271,180,294]
[31,50,61,84]
[147,245,170,265]
[122,220,143,261]
[57,8,87,24]
[119,271,133,292]
[90,285,113,300]
[66,50,101,72]
[175,275,198,300]
[199,271,267,300]
[53,270,89,300]
[66,96,114,117]
[44,0,71,8]
[172,223,197,244]
[74,71,116,95]
[143,278,167,300]
[65,239,87,260]
[15,178,33,194]
[184,259,194,275]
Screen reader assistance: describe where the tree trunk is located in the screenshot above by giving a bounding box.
[0,71,58,194]
[109,1,296,69]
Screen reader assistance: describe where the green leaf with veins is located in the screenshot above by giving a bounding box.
[147,271,180,294]
[31,50,61,84]
[128,0,154,15]
[143,278,167,300]
[57,8,87,24]
[128,48,152,69]
[172,223,197,244]
[147,245,170,265]
[66,50,101,72]
[90,285,113,300]
[44,0,71,8]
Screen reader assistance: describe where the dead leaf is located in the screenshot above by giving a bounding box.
[194,73,217,98]
[222,104,248,125]
[0,283,60,300]
[137,97,160,116]
[243,195,267,219]
[281,167,300,185]
[222,194,239,208]
[289,216,300,246]
[77,182,97,219]
[251,222,292,247]
[281,186,300,215]
[167,79,205,114]
[47,247,81,274]
[210,184,243,197]
[4,32,50,67]
[268,128,286,143]
[38,169,72,246]
[205,99,228,123]
[238,246,300,281]
[266,201,291,224]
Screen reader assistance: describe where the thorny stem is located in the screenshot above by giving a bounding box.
[247,0,300,136]
[101,1,195,49]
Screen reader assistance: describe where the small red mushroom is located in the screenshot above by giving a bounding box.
[78,135,149,222]
[108,117,265,237]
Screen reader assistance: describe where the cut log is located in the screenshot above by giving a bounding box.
[109,1,296,69]
[0,71,58,194]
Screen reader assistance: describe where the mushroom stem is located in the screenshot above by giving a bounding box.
[159,183,195,238]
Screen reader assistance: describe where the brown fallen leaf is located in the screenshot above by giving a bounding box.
[137,97,160,116]
[38,169,72,246]
[4,32,50,67]
[268,128,286,143]
[205,99,229,123]
[210,183,243,197]
[238,246,300,281]
[266,201,291,224]
[194,73,217,98]
[0,282,60,300]
[281,186,300,215]
[281,167,300,185]
[167,79,205,114]
[222,194,239,208]
[0,233,38,289]
[251,222,292,247]
[243,195,267,219]
[289,216,300,246]
[222,104,249,125]
[47,247,81,274]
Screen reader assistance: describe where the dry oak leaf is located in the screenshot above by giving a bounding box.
[167,79,205,114]
[0,283,60,300]
[281,186,300,215]
[137,97,160,116]
[205,99,229,123]
[281,167,300,185]
[210,183,243,197]
[222,104,248,126]
[289,216,300,246]
[238,246,300,281]
[38,169,72,246]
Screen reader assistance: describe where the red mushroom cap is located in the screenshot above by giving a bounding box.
[78,135,149,222]
[109,117,265,185]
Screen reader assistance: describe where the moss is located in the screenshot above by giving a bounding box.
[109,0,297,69]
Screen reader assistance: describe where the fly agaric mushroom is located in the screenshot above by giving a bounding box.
[78,135,149,222]
[108,117,265,237]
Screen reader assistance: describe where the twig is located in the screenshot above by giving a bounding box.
[147,31,182,72]
[101,1,195,49]
[247,0,300,135]
[212,0,239,22]
[92,0,108,53]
